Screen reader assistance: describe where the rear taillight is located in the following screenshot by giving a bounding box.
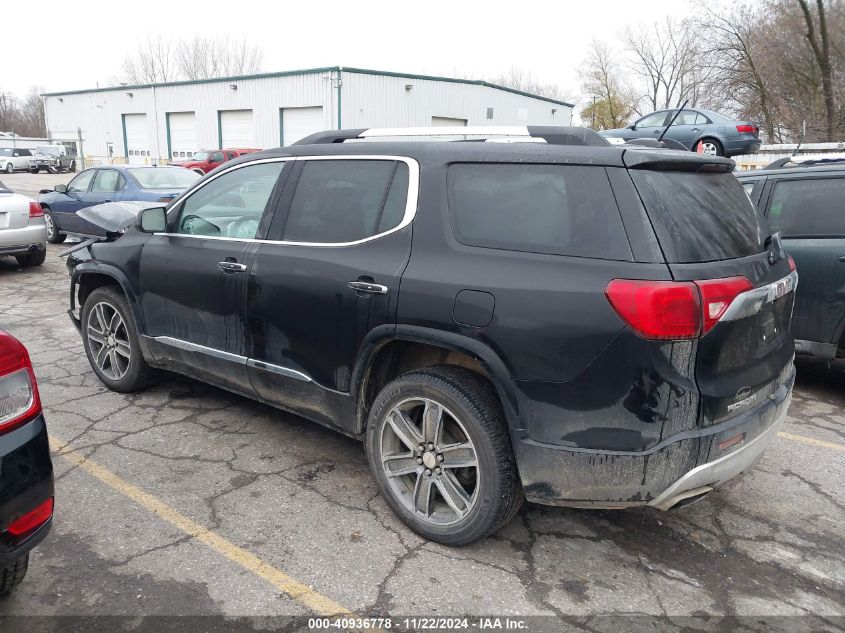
[605,276,752,340]
[28,201,44,218]
[736,124,757,135]
[157,196,173,203]
[0,331,41,434]
[6,497,53,538]
[788,255,796,271]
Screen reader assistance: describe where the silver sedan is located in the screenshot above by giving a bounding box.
[0,179,47,267]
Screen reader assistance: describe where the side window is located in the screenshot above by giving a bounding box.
[175,162,284,238]
[67,170,95,194]
[20,149,32,157]
[447,163,632,260]
[91,170,121,193]
[767,178,845,236]
[637,112,667,128]
[210,151,225,163]
[283,160,409,244]
[675,110,699,125]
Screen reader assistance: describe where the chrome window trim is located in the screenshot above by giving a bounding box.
[155,154,420,248]
[720,270,798,322]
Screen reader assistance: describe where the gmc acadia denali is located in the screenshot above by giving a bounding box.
[65,126,796,545]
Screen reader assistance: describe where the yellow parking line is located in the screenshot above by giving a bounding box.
[49,436,353,617]
[777,431,845,452]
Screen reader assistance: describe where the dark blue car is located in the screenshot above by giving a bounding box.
[600,108,762,157]
[39,165,199,242]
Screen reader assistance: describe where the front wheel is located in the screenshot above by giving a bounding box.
[4,163,12,174]
[68,161,76,173]
[47,165,59,174]
[81,287,157,392]
[366,366,522,546]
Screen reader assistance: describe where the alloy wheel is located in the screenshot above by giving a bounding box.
[379,397,480,526]
[700,141,719,156]
[87,301,131,380]
[44,213,55,240]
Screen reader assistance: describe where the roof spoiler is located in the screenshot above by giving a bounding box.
[623,148,735,172]
[294,126,610,147]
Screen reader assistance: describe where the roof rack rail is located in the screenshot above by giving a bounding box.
[764,153,845,169]
[294,126,610,147]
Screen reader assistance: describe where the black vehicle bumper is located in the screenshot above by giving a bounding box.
[513,368,794,509]
[0,415,54,567]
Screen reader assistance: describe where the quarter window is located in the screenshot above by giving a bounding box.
[175,162,284,238]
[768,178,845,236]
[447,163,631,260]
[283,160,410,244]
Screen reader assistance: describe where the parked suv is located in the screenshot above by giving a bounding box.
[1,148,34,174]
[65,127,796,545]
[737,156,845,360]
[29,145,77,174]
[172,148,260,175]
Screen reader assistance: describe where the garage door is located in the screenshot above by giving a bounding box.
[220,110,254,148]
[124,114,149,165]
[281,106,324,146]
[168,112,197,159]
[431,116,467,127]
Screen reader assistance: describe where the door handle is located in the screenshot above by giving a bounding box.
[217,261,247,273]
[348,281,389,294]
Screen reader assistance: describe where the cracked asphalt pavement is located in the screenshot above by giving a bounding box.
[0,205,842,631]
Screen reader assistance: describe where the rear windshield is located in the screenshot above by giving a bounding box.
[630,170,766,263]
[129,167,200,189]
[447,163,632,260]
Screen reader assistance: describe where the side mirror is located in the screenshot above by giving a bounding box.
[628,124,636,130]
[54,184,67,193]
[138,206,167,233]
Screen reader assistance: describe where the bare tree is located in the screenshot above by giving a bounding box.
[0,91,17,133]
[121,35,263,84]
[578,39,637,129]
[489,67,571,101]
[797,0,837,140]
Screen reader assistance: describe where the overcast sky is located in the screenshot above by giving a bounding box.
[3,0,694,109]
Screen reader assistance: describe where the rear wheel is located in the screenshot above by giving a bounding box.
[43,209,66,243]
[69,161,76,173]
[16,248,46,267]
[696,138,724,157]
[366,366,522,546]
[81,287,157,392]
[0,554,28,597]
[4,163,12,174]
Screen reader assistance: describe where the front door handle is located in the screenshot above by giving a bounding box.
[348,281,389,294]
[218,261,247,273]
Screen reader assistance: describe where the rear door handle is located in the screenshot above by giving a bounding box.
[348,281,389,294]
[218,261,247,273]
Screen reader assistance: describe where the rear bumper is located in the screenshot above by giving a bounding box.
[723,137,762,157]
[0,415,54,567]
[514,367,794,509]
[0,222,47,256]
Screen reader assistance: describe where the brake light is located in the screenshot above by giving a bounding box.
[788,255,796,271]
[6,498,53,538]
[28,201,44,218]
[695,277,753,334]
[736,124,757,134]
[605,276,752,340]
[157,196,173,203]
[0,331,41,434]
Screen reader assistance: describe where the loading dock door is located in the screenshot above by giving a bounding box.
[124,114,149,165]
[281,106,324,146]
[220,110,255,148]
[168,112,197,159]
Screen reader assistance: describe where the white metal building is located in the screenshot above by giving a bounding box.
[42,66,574,165]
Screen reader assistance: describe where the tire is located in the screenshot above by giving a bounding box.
[15,248,46,267]
[69,161,76,173]
[4,163,12,174]
[696,138,724,157]
[0,554,28,597]
[43,209,66,244]
[365,365,523,546]
[29,167,38,174]
[47,165,59,174]
[81,287,157,392]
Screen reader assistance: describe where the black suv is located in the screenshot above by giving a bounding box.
[66,127,796,545]
[737,157,845,361]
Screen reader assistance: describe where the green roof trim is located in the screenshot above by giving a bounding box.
[41,66,573,108]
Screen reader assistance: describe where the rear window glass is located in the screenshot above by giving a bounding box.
[630,171,766,262]
[767,178,845,237]
[447,163,631,260]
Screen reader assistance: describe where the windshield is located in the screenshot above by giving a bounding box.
[129,167,200,190]
[36,146,61,156]
[191,151,210,161]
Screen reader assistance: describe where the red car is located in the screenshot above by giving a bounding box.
[172,148,260,175]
